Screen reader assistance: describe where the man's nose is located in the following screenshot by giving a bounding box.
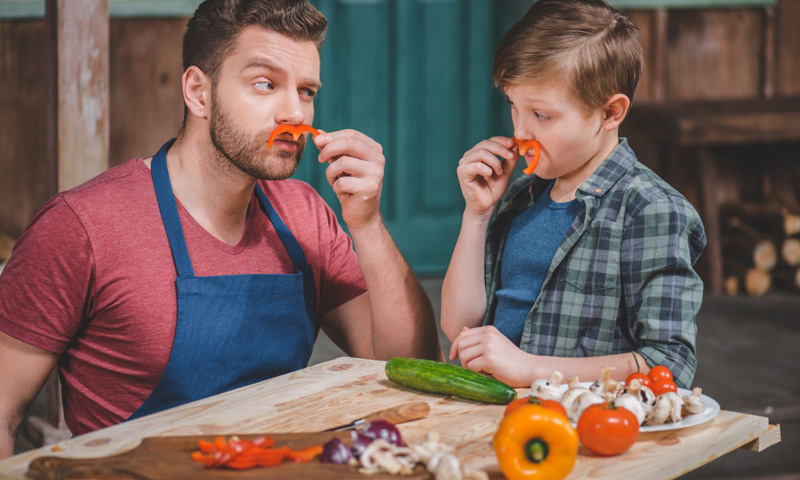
[274,91,305,125]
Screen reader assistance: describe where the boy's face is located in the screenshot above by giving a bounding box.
[209,27,321,180]
[505,81,609,181]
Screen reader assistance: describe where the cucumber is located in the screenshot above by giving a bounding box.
[385,357,517,405]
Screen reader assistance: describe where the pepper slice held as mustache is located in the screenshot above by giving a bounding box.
[267,124,320,149]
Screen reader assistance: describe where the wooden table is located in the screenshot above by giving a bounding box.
[0,357,781,480]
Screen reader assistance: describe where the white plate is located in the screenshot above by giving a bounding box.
[552,382,720,432]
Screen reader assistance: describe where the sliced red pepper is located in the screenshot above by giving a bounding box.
[267,124,320,149]
[514,138,541,175]
[287,445,323,463]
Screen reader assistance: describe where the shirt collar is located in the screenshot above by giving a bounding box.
[576,138,636,199]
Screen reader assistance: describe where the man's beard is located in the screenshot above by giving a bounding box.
[208,89,305,180]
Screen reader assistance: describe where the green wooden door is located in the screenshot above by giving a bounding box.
[298,0,512,274]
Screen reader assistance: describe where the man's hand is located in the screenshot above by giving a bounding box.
[457,137,518,221]
[448,326,532,387]
[315,129,385,229]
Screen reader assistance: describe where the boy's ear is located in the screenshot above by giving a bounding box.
[182,66,212,121]
[601,93,631,131]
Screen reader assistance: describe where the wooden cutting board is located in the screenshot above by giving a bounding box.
[26,432,432,480]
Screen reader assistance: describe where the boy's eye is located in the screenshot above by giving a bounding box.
[534,111,549,121]
[254,81,274,91]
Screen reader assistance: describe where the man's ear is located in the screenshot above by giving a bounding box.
[601,93,631,131]
[182,66,212,121]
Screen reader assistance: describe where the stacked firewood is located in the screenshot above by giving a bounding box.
[721,200,800,296]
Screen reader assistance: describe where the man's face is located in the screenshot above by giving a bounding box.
[209,27,321,180]
[505,81,606,181]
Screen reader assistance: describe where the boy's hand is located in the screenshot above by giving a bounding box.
[448,326,531,387]
[316,129,385,230]
[456,137,518,221]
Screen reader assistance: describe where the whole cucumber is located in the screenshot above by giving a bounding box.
[385,357,517,404]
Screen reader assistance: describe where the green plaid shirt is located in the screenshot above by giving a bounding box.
[482,139,705,388]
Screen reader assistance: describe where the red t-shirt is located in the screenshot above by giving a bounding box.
[0,159,366,435]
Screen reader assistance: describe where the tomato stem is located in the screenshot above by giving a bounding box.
[525,438,549,463]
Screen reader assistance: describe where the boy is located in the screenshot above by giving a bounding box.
[441,0,705,389]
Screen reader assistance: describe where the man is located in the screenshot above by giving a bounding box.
[0,0,440,457]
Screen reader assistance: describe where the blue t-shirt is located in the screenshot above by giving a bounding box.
[493,181,582,345]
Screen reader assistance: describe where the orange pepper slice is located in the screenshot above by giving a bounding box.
[514,138,541,175]
[268,124,320,149]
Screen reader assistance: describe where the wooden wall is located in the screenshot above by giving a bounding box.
[1,1,799,240]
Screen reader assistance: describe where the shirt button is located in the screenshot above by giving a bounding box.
[594,187,602,194]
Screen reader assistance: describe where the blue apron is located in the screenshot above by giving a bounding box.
[129,138,317,419]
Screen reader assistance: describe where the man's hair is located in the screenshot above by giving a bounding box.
[492,0,643,111]
[181,0,327,126]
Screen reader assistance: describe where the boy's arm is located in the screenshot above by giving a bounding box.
[441,212,492,340]
[442,137,519,341]
[621,196,705,389]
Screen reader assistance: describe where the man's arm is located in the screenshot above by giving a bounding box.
[0,330,59,459]
[315,130,440,361]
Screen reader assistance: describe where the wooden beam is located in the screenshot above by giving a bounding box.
[761,5,777,99]
[46,0,110,192]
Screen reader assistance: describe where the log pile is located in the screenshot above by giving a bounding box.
[721,200,800,297]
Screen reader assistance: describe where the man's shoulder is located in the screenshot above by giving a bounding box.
[60,159,149,208]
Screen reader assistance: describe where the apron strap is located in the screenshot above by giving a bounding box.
[254,184,317,320]
[151,139,195,278]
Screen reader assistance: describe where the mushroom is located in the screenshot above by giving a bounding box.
[589,366,624,398]
[663,391,684,423]
[530,371,564,402]
[560,375,590,414]
[613,379,647,425]
[682,387,705,416]
[644,394,671,426]
[570,381,618,423]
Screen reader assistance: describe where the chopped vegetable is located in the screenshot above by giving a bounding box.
[576,402,639,456]
[361,419,404,446]
[267,124,320,149]
[189,435,322,470]
[320,437,356,465]
[625,372,652,389]
[494,404,579,480]
[651,379,678,396]
[513,138,541,175]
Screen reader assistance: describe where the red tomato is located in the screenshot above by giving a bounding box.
[652,380,678,396]
[504,396,568,419]
[647,365,673,384]
[625,372,651,389]
[577,402,639,456]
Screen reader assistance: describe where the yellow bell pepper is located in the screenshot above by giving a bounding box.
[494,404,579,480]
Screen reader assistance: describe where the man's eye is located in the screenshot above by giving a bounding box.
[301,88,317,98]
[254,81,274,91]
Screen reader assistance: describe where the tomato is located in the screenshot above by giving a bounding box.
[647,365,673,384]
[505,396,568,420]
[625,372,651,389]
[651,379,678,396]
[576,402,639,456]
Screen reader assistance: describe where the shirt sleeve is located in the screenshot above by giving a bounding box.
[621,195,706,389]
[317,202,367,316]
[0,196,94,354]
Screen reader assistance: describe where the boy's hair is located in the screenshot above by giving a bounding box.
[183,0,327,82]
[492,0,643,110]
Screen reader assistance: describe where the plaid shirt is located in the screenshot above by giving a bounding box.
[482,139,706,388]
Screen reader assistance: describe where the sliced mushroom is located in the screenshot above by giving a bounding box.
[682,387,705,416]
[530,371,564,402]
